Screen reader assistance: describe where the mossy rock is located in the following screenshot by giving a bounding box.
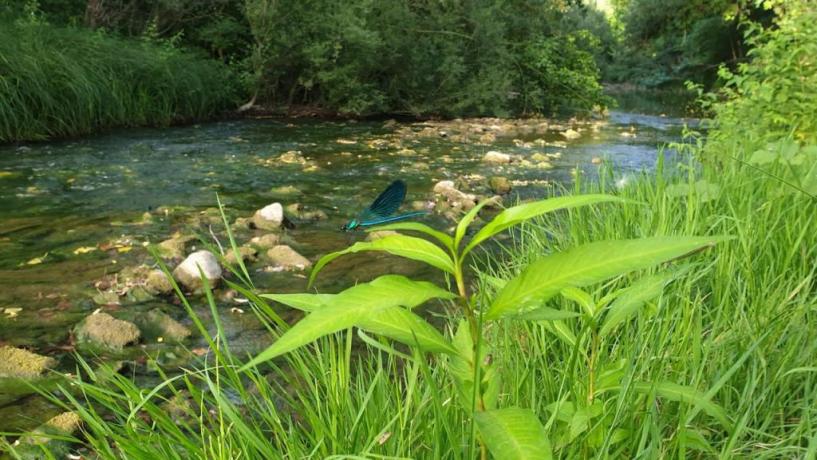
[74,312,141,350]
[136,309,191,343]
[0,346,56,379]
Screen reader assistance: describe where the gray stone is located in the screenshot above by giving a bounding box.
[224,246,258,265]
[250,233,281,250]
[266,245,311,271]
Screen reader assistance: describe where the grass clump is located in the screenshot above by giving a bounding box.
[0,21,240,143]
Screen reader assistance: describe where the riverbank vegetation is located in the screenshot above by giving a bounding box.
[0,21,239,142]
[2,0,780,143]
[4,1,816,458]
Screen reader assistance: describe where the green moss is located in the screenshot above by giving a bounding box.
[0,346,56,379]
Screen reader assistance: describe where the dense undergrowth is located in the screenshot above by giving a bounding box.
[5,1,817,458]
[0,21,239,143]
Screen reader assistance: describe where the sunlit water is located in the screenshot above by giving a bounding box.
[0,109,695,429]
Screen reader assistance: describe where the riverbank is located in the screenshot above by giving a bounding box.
[0,22,240,144]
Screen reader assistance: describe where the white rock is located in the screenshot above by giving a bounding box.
[253,202,284,230]
[173,250,222,290]
[433,180,457,194]
[482,151,512,164]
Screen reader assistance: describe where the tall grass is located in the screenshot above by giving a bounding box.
[0,22,240,143]
[5,146,816,458]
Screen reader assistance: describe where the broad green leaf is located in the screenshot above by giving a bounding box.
[242,276,454,369]
[455,198,497,250]
[264,275,454,312]
[560,287,596,317]
[599,273,675,337]
[358,306,456,354]
[475,407,553,460]
[483,274,508,291]
[260,292,334,312]
[543,320,577,347]
[632,381,731,429]
[364,221,454,252]
[488,236,727,319]
[515,306,581,321]
[240,301,368,370]
[567,403,603,442]
[309,234,455,286]
[449,319,474,383]
[461,195,625,259]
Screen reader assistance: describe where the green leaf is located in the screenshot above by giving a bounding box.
[364,221,454,252]
[455,198,497,250]
[461,195,625,259]
[599,273,675,336]
[242,276,454,369]
[241,300,367,370]
[560,287,596,317]
[309,234,456,286]
[475,407,553,460]
[358,306,456,354]
[260,292,334,312]
[487,236,727,320]
[515,306,581,321]
[632,381,731,430]
[264,275,454,313]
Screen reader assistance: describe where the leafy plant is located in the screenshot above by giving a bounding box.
[243,194,726,459]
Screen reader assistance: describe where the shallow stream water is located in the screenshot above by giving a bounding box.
[0,107,695,431]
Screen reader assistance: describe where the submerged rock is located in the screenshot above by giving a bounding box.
[19,411,82,447]
[269,185,301,196]
[224,246,258,265]
[561,128,581,140]
[252,203,284,230]
[266,245,311,271]
[138,309,191,343]
[0,346,56,379]
[278,150,306,164]
[286,203,328,222]
[173,250,222,290]
[489,176,512,195]
[157,234,196,260]
[250,233,280,250]
[482,151,512,164]
[74,312,140,350]
[145,269,173,295]
[433,180,477,211]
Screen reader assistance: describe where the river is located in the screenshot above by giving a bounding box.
[0,107,695,431]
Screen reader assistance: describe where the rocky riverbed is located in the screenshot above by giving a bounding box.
[0,111,694,433]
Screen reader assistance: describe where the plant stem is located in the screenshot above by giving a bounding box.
[454,258,488,460]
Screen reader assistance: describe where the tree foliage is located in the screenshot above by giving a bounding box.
[6,0,611,118]
[608,0,772,88]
